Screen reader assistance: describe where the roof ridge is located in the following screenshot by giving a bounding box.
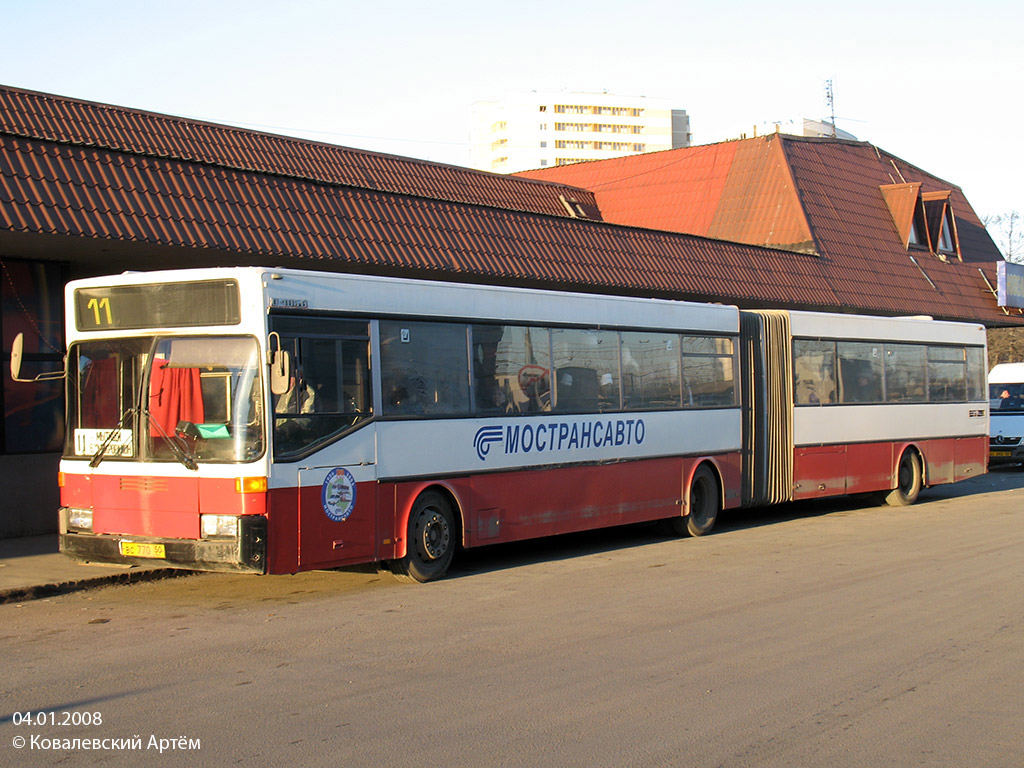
[773,133,873,148]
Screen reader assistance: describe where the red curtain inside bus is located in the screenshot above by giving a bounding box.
[149,361,204,437]
[82,357,119,427]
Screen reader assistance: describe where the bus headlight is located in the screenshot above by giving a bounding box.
[67,508,94,532]
[201,514,239,538]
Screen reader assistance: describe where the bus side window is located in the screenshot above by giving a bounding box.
[682,336,736,407]
[793,340,836,405]
[621,331,680,410]
[551,329,618,413]
[927,346,967,402]
[837,342,883,403]
[381,321,470,417]
[471,325,551,415]
[965,347,986,401]
[555,367,600,412]
[269,319,372,458]
[884,343,927,403]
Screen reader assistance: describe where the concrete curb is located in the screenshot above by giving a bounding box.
[0,567,191,605]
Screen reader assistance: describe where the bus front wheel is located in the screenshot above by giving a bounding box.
[390,491,456,583]
[666,465,719,537]
[885,450,923,507]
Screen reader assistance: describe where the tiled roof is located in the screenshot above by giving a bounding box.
[779,138,1001,316]
[0,132,841,306]
[515,142,740,237]
[0,84,598,221]
[707,138,814,253]
[0,85,1017,325]
[519,135,1013,324]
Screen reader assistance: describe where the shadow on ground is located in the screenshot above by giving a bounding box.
[448,467,1024,579]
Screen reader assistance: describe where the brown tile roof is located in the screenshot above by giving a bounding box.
[778,137,1000,317]
[0,131,841,306]
[519,134,1014,324]
[0,85,598,222]
[0,85,1017,326]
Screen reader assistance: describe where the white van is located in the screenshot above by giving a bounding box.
[989,363,1024,465]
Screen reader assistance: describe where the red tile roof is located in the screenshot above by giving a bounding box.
[519,134,1014,324]
[515,142,740,237]
[0,85,1017,325]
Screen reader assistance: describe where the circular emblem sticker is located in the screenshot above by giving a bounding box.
[321,468,357,522]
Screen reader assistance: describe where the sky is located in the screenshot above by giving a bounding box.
[3,0,1023,227]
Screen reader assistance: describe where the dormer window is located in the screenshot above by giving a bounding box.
[937,214,955,254]
[907,200,928,249]
[908,218,920,246]
[922,190,960,261]
[881,183,961,261]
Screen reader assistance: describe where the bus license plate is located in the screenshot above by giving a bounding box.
[118,541,166,559]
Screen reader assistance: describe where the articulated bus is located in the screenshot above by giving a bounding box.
[18,267,988,582]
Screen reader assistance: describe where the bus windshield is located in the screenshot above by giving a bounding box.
[66,336,265,464]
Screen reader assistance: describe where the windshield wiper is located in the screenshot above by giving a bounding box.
[89,407,138,468]
[90,404,199,471]
[141,403,199,471]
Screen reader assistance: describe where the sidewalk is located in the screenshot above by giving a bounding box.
[0,534,181,604]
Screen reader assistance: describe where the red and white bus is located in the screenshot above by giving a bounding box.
[761,310,988,506]
[17,267,988,581]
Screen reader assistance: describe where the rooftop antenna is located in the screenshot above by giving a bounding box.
[825,80,837,137]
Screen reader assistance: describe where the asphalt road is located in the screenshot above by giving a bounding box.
[2,469,1022,767]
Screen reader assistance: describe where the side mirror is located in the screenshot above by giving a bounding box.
[10,332,67,383]
[270,349,292,396]
[10,332,25,381]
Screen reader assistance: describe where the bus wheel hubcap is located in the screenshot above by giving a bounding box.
[423,512,450,560]
[692,482,707,522]
[899,457,913,490]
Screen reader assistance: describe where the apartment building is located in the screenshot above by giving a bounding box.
[470,91,690,173]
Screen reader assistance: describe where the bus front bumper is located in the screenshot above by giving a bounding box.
[59,513,267,574]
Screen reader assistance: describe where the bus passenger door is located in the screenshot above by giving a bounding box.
[272,318,378,568]
[295,421,378,569]
[297,460,377,568]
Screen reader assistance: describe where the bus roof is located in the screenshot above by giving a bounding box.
[66,266,741,336]
[788,309,986,346]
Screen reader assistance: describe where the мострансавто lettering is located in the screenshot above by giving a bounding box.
[474,419,645,461]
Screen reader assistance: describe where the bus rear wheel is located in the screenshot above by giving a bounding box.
[390,491,456,583]
[666,465,719,537]
[885,450,923,507]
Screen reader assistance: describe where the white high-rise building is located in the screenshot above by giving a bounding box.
[470,91,691,174]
